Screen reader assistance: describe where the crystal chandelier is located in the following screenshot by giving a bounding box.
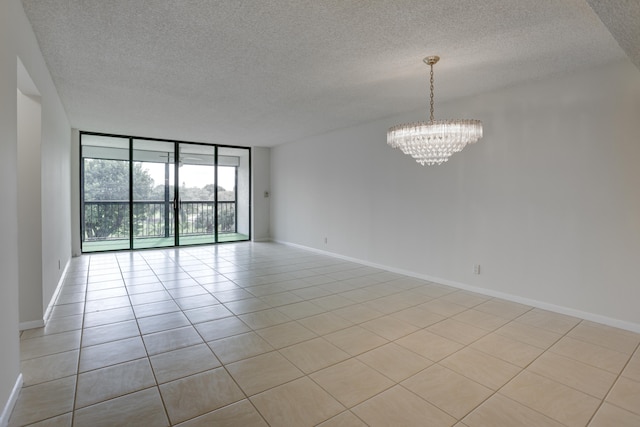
[387,56,483,165]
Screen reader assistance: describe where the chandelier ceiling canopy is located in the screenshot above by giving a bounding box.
[387,56,483,166]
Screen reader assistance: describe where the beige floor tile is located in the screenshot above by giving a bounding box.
[128,290,172,306]
[250,377,344,427]
[474,299,531,320]
[8,376,76,427]
[255,321,317,349]
[550,335,630,373]
[209,331,274,364]
[606,376,640,416]
[363,296,411,314]
[26,412,72,426]
[227,351,304,395]
[310,358,394,407]
[73,387,168,427]
[419,299,468,317]
[438,291,489,308]
[258,291,304,307]
[495,321,562,349]
[412,283,457,299]
[160,368,245,424]
[20,330,82,360]
[137,311,190,335]
[78,336,147,372]
[85,287,128,302]
[174,399,268,427]
[623,349,640,382]
[75,358,156,408]
[150,343,221,384]
[212,288,254,302]
[280,337,350,374]
[276,301,326,319]
[317,410,367,427]
[324,326,388,356]
[568,321,640,355]
[589,402,640,427]
[389,306,444,328]
[48,302,84,319]
[313,294,356,310]
[351,385,455,427]
[21,350,79,386]
[528,351,617,398]
[428,318,489,345]
[332,304,384,324]
[55,292,86,306]
[21,315,84,340]
[175,293,220,310]
[143,325,204,355]
[125,282,164,294]
[470,333,544,367]
[463,393,563,427]
[81,320,140,347]
[357,342,432,382]
[500,370,600,427]
[440,347,521,390]
[194,316,251,341]
[339,288,382,303]
[245,283,290,297]
[298,312,353,335]
[452,309,511,331]
[224,298,272,315]
[396,329,463,362]
[292,286,332,300]
[84,307,136,328]
[183,304,234,324]
[85,296,131,312]
[402,364,493,419]
[359,315,418,341]
[239,308,292,329]
[514,308,580,334]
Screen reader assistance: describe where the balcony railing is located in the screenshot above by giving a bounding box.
[83,200,236,241]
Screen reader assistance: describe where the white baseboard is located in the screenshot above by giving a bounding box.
[0,374,23,427]
[18,319,44,331]
[19,258,71,332]
[43,258,71,323]
[275,240,640,334]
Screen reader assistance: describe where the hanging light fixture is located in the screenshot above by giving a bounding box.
[387,56,482,165]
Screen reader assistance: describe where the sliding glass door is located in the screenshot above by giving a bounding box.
[81,133,250,252]
[176,143,216,246]
[132,139,176,249]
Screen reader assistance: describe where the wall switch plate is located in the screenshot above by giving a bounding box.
[473,264,481,275]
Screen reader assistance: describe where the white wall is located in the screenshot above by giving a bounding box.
[252,147,271,241]
[17,88,43,328]
[271,60,640,331]
[0,0,71,421]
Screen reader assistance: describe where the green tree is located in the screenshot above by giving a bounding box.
[83,159,155,239]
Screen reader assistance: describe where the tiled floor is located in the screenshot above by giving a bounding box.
[10,242,640,426]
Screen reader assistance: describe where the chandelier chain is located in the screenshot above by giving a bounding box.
[429,63,435,123]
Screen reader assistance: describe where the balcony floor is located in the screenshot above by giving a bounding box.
[82,233,249,252]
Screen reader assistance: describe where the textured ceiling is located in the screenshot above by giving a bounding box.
[21,0,631,147]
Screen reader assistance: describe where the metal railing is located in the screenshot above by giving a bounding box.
[83,200,236,241]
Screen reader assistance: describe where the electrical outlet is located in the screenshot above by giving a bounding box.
[324,237,328,244]
[58,260,61,270]
[264,191,269,198]
[473,264,481,275]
